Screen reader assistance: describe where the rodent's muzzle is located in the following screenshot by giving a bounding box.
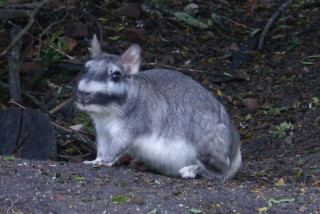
[76,90,93,105]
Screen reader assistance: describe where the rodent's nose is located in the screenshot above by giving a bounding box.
[77,90,92,104]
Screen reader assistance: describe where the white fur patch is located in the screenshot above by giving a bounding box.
[108,64,121,73]
[85,60,107,72]
[78,79,108,94]
[129,134,197,176]
[92,113,122,138]
[76,102,111,115]
[89,113,123,163]
[85,60,121,74]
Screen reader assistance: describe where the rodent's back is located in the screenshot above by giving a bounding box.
[133,69,233,138]
[136,69,222,115]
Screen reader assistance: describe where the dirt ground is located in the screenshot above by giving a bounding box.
[0,0,320,213]
[0,153,319,214]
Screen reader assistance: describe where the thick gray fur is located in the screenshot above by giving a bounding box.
[76,36,241,180]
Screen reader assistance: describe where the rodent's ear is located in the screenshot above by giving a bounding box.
[120,44,141,75]
[91,34,102,58]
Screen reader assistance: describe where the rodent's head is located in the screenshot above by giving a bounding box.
[76,35,141,114]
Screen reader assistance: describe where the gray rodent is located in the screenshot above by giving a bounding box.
[76,35,241,180]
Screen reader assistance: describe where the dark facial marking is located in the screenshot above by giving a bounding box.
[90,92,127,106]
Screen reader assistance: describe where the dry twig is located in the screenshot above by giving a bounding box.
[0,80,49,112]
[143,62,222,75]
[0,0,51,56]
[258,0,293,50]
[49,97,74,114]
[143,62,246,82]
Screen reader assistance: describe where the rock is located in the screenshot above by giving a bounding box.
[243,98,259,110]
[116,3,141,18]
[0,108,56,160]
[183,3,198,16]
[64,21,88,39]
[120,27,148,41]
[20,62,42,74]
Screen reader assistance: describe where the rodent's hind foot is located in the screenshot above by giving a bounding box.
[179,165,199,179]
[84,158,113,167]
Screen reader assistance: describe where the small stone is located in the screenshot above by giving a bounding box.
[120,27,148,41]
[302,66,310,73]
[183,3,198,16]
[243,98,259,110]
[116,3,141,18]
[64,22,88,39]
[20,62,42,74]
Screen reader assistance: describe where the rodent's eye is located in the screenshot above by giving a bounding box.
[111,71,121,82]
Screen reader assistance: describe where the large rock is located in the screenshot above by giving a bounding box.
[0,108,56,160]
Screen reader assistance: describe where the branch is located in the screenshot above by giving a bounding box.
[8,29,23,102]
[143,62,218,74]
[0,80,49,113]
[258,0,293,50]
[49,97,74,114]
[0,0,51,57]
[0,9,29,20]
[143,62,246,81]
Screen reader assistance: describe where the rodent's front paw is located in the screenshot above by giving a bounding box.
[84,159,113,167]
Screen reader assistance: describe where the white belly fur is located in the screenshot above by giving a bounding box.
[129,134,197,176]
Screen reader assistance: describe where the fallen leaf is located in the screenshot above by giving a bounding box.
[257,191,265,198]
[228,42,240,52]
[108,36,120,41]
[147,209,157,214]
[274,178,286,186]
[112,196,131,203]
[252,186,265,192]
[245,113,252,121]
[73,177,85,181]
[268,198,295,206]
[258,207,268,214]
[61,36,77,53]
[294,168,303,179]
[300,61,313,65]
[272,34,285,39]
[54,194,66,201]
[188,208,202,213]
[244,132,254,139]
[12,211,24,214]
[217,89,223,96]
[4,157,16,161]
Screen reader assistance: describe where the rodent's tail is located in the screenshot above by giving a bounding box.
[225,146,242,179]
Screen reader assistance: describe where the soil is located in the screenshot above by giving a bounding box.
[0,1,319,214]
